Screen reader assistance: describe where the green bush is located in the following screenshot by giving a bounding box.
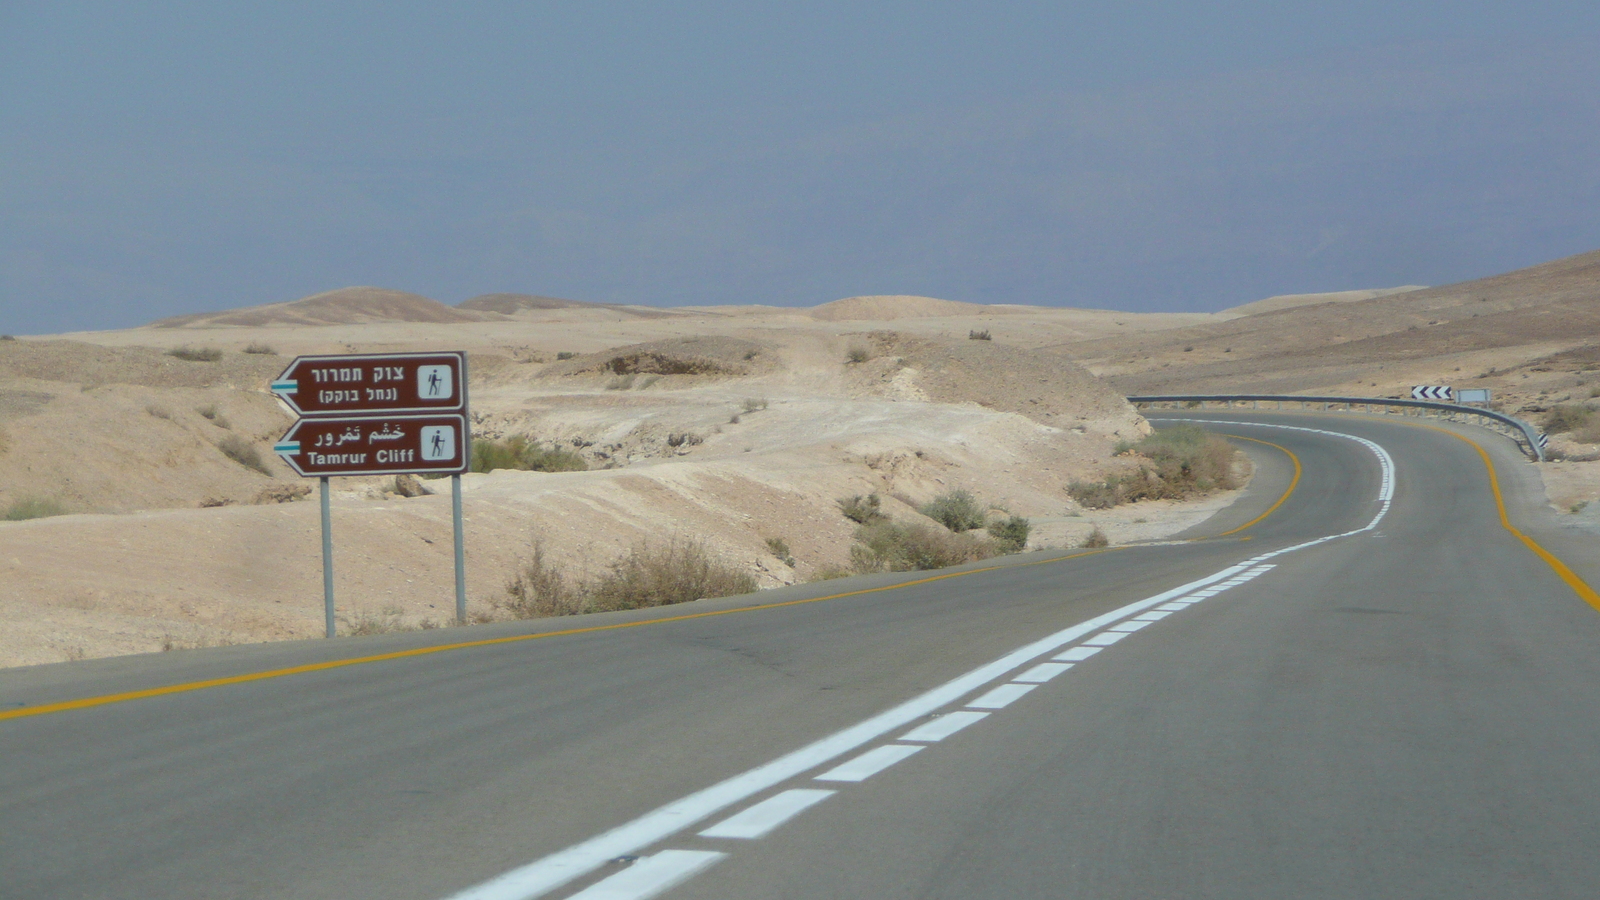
[849,520,997,573]
[920,489,986,532]
[217,435,271,475]
[1070,424,1237,509]
[987,515,1030,553]
[471,437,587,473]
[4,497,66,521]
[166,346,222,362]
[837,493,887,524]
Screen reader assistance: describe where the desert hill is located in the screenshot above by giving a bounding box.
[1059,248,1600,401]
[809,295,1009,321]
[1219,286,1427,317]
[152,287,488,327]
[458,293,593,313]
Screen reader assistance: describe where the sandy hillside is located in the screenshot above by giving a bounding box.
[1054,248,1600,524]
[0,294,1256,668]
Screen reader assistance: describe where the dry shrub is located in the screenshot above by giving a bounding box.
[920,490,985,532]
[167,346,222,362]
[242,342,276,355]
[1080,527,1109,549]
[987,515,1031,553]
[503,538,756,618]
[604,351,734,376]
[968,329,991,340]
[1069,424,1237,509]
[4,497,66,521]
[845,347,870,364]
[1545,404,1596,438]
[217,435,272,475]
[589,538,757,611]
[504,542,586,617]
[849,521,997,573]
[838,493,887,524]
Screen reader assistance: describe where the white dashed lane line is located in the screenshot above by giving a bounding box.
[445,420,1397,900]
[698,790,836,840]
[815,744,924,782]
[900,711,990,743]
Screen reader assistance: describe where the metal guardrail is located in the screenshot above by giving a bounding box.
[1128,394,1547,462]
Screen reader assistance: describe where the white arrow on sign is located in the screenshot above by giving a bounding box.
[1411,385,1453,400]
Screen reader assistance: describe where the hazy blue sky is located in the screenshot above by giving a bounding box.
[3,3,1598,334]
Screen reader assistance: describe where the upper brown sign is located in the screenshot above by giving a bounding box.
[271,352,466,416]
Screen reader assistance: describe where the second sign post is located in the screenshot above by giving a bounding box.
[272,352,471,635]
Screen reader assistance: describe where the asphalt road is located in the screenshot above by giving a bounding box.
[3,412,1598,899]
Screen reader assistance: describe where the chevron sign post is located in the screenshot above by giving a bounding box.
[1412,385,1454,400]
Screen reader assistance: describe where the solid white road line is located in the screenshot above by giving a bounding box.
[966,684,1037,709]
[566,851,725,900]
[698,790,836,840]
[815,745,924,782]
[1013,662,1073,683]
[900,711,990,743]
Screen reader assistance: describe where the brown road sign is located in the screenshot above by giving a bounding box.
[274,414,470,477]
[271,351,466,416]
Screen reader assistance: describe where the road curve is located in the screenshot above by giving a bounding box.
[2,413,1597,899]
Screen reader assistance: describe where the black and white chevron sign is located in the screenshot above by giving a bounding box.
[1539,432,1551,451]
[1411,385,1453,400]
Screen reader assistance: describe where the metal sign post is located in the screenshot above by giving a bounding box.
[271,352,471,636]
[320,476,335,638]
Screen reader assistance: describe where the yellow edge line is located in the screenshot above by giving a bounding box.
[1418,423,1600,613]
[1,546,1123,722]
[1202,434,1301,539]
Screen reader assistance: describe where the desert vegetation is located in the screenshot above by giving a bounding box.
[503,538,757,618]
[5,497,67,521]
[837,493,887,524]
[1068,424,1238,509]
[166,346,223,362]
[1545,404,1600,442]
[919,489,986,532]
[216,435,272,476]
[471,436,588,473]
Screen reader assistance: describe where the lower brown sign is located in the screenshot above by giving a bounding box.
[274,414,469,477]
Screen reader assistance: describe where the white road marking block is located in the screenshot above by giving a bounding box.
[815,744,923,782]
[1013,662,1073,683]
[566,851,725,900]
[900,711,990,742]
[1082,631,1130,646]
[1107,619,1153,633]
[1155,603,1190,612]
[967,683,1037,709]
[1133,611,1172,622]
[698,790,835,839]
[1054,646,1102,661]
